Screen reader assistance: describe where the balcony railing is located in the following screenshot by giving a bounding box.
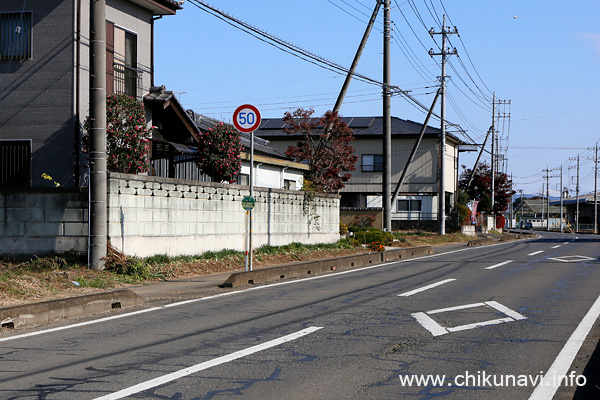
[113,62,143,99]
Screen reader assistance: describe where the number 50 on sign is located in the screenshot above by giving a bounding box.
[233,104,262,133]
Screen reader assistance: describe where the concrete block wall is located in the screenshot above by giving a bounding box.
[0,190,88,257]
[107,173,340,257]
[0,174,340,258]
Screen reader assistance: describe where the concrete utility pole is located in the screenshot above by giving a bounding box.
[89,0,107,270]
[382,0,392,232]
[541,183,545,229]
[429,15,458,235]
[569,155,580,232]
[491,93,496,230]
[560,164,564,233]
[509,173,513,228]
[519,189,524,226]
[543,166,551,231]
[595,143,599,234]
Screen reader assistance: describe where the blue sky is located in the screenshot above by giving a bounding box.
[154,0,600,197]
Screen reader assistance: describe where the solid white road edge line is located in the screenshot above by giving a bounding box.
[529,293,600,400]
[528,250,544,256]
[398,279,457,297]
[93,326,323,400]
[485,260,513,270]
[0,238,529,343]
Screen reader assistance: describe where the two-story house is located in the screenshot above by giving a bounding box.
[0,0,181,189]
[255,116,463,229]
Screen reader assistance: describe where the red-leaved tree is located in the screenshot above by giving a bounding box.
[196,121,242,183]
[283,108,357,191]
[458,163,515,215]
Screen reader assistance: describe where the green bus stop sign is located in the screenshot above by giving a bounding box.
[241,196,256,210]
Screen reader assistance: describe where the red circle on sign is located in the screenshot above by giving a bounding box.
[233,104,262,133]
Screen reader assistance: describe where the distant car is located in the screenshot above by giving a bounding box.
[525,222,533,229]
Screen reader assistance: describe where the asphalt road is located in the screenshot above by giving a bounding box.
[1,231,599,400]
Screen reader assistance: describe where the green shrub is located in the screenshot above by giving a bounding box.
[353,230,393,246]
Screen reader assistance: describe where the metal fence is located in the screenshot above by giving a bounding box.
[113,62,143,99]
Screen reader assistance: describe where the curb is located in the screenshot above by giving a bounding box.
[222,245,434,288]
[0,289,144,330]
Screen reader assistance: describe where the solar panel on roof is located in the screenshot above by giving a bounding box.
[259,119,286,130]
[347,117,375,129]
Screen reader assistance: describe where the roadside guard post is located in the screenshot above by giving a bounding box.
[233,105,262,271]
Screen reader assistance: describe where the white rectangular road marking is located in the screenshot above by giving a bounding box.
[446,317,513,333]
[529,293,600,400]
[411,312,448,336]
[485,260,513,270]
[428,302,485,315]
[528,250,544,256]
[93,327,323,400]
[398,279,457,297]
[551,245,561,249]
[485,301,527,320]
[412,302,527,337]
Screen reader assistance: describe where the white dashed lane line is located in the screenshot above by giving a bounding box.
[485,260,513,270]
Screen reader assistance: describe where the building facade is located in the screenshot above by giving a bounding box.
[255,116,463,228]
[0,0,180,189]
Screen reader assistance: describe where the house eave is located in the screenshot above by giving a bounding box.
[128,0,181,15]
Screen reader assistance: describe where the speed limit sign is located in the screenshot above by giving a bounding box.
[233,104,262,133]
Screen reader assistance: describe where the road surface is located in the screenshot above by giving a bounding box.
[1,231,599,399]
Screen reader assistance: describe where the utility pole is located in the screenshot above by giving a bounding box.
[541,183,545,229]
[509,173,513,228]
[543,166,551,231]
[519,189,524,226]
[569,155,580,232]
[89,0,107,270]
[560,164,564,233]
[382,0,392,232]
[429,15,458,235]
[491,93,496,230]
[595,143,599,234]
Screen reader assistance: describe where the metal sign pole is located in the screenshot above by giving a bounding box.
[249,131,254,271]
[233,104,261,273]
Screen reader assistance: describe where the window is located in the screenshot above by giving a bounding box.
[0,140,31,188]
[107,23,139,97]
[0,12,32,61]
[397,199,422,212]
[237,173,249,186]
[362,154,383,172]
[284,179,296,190]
